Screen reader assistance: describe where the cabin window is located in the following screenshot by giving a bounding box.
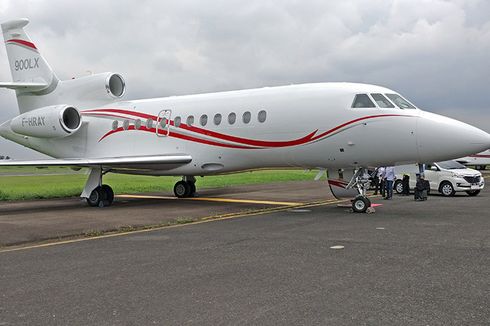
[351,94,375,108]
[112,120,118,130]
[214,113,222,125]
[123,120,130,130]
[370,93,394,108]
[200,114,208,126]
[160,118,166,128]
[186,115,194,126]
[243,111,251,124]
[134,119,142,129]
[145,119,153,129]
[174,116,181,127]
[258,110,267,123]
[385,94,416,109]
[228,112,236,125]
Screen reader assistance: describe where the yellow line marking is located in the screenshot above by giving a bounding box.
[116,194,302,206]
[0,198,346,254]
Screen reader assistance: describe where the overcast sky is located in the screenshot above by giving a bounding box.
[0,0,489,158]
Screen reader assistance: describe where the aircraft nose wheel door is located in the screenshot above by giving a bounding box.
[156,109,172,137]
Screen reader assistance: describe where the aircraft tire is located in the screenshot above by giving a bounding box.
[187,181,196,197]
[87,187,103,207]
[174,181,191,198]
[352,196,370,213]
[101,184,114,205]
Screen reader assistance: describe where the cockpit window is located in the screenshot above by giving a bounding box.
[371,93,394,108]
[351,94,376,108]
[385,94,416,109]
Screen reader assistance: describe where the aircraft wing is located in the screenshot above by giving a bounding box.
[0,154,192,170]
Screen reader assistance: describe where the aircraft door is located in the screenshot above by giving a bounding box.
[156,109,172,137]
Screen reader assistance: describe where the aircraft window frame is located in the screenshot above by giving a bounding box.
[123,120,130,130]
[200,114,208,126]
[214,113,222,126]
[385,93,416,109]
[228,112,236,125]
[370,93,395,108]
[174,116,181,128]
[112,120,118,131]
[186,115,194,126]
[258,110,267,123]
[351,94,376,108]
[243,111,251,124]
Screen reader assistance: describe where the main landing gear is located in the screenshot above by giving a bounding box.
[347,168,373,213]
[81,167,115,207]
[173,176,196,198]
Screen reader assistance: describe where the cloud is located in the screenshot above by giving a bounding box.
[0,0,489,158]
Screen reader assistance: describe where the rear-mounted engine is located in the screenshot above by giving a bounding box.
[11,105,82,138]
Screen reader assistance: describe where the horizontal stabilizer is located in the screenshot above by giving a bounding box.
[0,81,49,91]
[0,154,192,169]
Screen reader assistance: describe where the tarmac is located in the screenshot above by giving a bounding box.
[0,175,489,325]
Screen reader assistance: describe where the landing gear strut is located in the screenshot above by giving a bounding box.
[174,176,196,198]
[81,167,115,207]
[346,168,372,213]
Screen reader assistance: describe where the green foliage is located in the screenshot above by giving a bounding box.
[0,169,315,201]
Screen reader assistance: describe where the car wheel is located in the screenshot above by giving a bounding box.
[439,181,455,197]
[466,190,480,196]
[394,180,404,194]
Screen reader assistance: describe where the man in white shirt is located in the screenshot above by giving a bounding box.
[376,167,386,197]
[384,166,396,199]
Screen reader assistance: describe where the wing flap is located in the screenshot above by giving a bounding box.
[0,154,192,170]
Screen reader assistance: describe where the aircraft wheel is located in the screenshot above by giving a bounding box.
[174,181,191,198]
[466,190,480,196]
[187,181,196,197]
[87,187,103,207]
[86,185,114,207]
[101,184,114,205]
[439,181,455,197]
[352,196,370,213]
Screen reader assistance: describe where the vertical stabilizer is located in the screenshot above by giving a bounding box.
[1,18,59,113]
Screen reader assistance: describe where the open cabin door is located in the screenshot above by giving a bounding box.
[156,109,172,137]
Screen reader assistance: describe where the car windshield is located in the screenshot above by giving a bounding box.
[436,160,466,170]
[385,94,416,109]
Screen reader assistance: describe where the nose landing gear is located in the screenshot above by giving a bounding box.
[346,168,373,213]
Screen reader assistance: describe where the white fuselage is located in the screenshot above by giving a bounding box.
[1,82,489,176]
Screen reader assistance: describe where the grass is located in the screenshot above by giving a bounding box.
[0,168,316,201]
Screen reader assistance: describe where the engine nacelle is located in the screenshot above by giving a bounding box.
[63,72,126,104]
[11,105,82,138]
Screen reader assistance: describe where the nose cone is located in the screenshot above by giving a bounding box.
[417,111,490,162]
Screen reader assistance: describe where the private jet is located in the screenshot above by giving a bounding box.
[1,19,489,212]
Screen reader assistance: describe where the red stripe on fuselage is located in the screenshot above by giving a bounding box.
[99,126,257,149]
[6,39,37,50]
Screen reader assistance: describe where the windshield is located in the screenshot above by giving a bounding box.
[436,160,466,170]
[385,94,416,109]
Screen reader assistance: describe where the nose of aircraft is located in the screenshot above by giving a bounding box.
[417,111,490,162]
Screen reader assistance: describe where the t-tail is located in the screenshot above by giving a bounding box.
[0,18,126,114]
[1,18,58,113]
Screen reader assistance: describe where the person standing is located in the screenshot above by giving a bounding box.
[384,166,396,199]
[377,166,386,197]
